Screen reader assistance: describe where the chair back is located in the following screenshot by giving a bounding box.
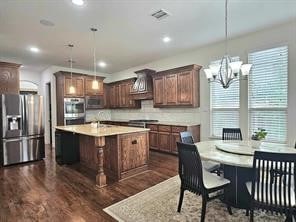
[222,128,242,140]
[177,142,204,194]
[180,131,194,144]
[251,151,296,215]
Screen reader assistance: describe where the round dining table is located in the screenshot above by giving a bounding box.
[195,140,296,209]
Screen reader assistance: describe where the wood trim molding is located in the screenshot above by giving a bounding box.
[151,64,202,77]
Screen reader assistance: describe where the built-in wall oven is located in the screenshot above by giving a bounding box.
[64,98,85,125]
[85,96,104,109]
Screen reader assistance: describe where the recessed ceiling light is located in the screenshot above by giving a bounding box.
[162,36,171,43]
[30,47,40,53]
[72,0,84,6]
[98,61,107,68]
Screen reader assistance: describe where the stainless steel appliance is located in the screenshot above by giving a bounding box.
[64,98,85,125]
[0,94,45,166]
[128,119,158,128]
[85,95,104,109]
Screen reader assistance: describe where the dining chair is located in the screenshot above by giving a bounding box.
[246,151,296,222]
[176,142,232,222]
[180,131,220,174]
[222,128,242,140]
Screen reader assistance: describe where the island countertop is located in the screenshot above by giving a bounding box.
[55,124,150,137]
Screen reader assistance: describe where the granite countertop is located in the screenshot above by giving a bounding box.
[102,119,200,127]
[55,124,150,137]
[196,140,296,168]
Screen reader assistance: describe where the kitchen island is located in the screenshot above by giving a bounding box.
[55,124,150,188]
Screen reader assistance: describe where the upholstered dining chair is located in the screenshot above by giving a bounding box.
[222,128,242,140]
[176,142,232,222]
[180,131,220,173]
[246,151,296,222]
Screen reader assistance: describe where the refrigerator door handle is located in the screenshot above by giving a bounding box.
[2,138,24,142]
[21,95,26,136]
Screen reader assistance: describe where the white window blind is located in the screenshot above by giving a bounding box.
[211,57,240,137]
[248,46,288,143]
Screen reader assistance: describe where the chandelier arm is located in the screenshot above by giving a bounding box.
[226,77,239,88]
[219,60,225,86]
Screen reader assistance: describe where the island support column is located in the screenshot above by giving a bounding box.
[95,136,107,188]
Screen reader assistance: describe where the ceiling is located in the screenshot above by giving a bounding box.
[0,0,296,73]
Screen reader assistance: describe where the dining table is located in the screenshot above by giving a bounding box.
[195,140,296,209]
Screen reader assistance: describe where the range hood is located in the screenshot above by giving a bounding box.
[130,69,156,100]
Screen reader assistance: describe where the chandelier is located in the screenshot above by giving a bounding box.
[91,28,99,90]
[204,0,252,89]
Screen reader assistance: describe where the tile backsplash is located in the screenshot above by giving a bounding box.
[111,100,202,123]
[86,109,112,122]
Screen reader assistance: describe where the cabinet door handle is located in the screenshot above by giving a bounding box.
[132,140,137,144]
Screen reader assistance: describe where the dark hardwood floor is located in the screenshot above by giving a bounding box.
[0,145,178,222]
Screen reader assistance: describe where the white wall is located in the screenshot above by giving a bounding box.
[40,66,111,146]
[19,69,41,93]
[109,20,296,145]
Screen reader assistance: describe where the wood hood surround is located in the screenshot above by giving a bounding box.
[130,68,156,100]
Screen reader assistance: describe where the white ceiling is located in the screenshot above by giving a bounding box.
[0,0,296,73]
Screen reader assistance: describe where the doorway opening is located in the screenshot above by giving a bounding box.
[46,82,52,146]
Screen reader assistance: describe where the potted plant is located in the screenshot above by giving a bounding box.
[251,128,267,148]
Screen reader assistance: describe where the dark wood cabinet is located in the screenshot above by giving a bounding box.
[0,61,21,94]
[153,76,165,106]
[109,85,119,108]
[152,64,201,108]
[177,71,194,105]
[107,78,140,109]
[171,132,181,154]
[64,76,84,97]
[164,74,178,105]
[158,132,171,152]
[119,83,130,107]
[55,71,107,125]
[85,77,104,96]
[120,133,148,172]
[146,123,200,154]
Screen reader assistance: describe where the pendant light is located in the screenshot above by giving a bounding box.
[68,44,76,94]
[91,28,99,90]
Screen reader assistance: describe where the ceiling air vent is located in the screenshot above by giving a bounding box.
[151,9,170,20]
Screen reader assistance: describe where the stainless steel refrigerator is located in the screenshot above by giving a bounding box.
[0,94,45,166]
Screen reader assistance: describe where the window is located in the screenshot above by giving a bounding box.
[211,57,240,137]
[248,46,288,143]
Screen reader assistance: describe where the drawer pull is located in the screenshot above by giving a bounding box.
[132,140,137,144]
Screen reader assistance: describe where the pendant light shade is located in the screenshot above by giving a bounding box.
[68,44,76,94]
[92,79,99,89]
[69,85,76,94]
[91,28,99,90]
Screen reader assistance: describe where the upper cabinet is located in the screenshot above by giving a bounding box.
[107,78,141,109]
[64,75,85,97]
[151,64,201,108]
[85,76,104,96]
[0,61,21,94]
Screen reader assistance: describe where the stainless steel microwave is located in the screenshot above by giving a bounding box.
[85,96,104,109]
